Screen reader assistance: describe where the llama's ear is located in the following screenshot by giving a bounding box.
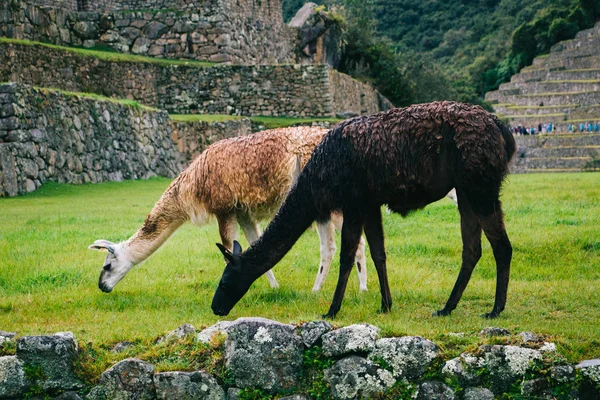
[89,240,115,254]
[232,240,243,257]
[216,243,234,263]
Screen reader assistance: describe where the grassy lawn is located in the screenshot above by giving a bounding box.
[0,173,599,365]
[170,114,343,129]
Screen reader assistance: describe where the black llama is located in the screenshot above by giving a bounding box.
[212,101,516,319]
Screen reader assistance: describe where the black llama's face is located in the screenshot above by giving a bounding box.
[212,241,250,316]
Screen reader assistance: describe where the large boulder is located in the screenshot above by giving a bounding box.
[324,355,395,399]
[224,318,304,393]
[462,387,494,400]
[154,371,225,400]
[0,356,29,398]
[321,324,379,357]
[368,336,440,380]
[442,353,485,386]
[86,358,155,400]
[16,333,82,391]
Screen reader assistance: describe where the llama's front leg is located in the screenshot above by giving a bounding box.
[363,207,392,313]
[434,191,482,317]
[324,214,364,319]
[312,219,336,292]
[332,213,367,291]
[216,213,238,251]
[238,216,280,289]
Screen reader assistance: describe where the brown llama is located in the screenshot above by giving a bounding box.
[89,126,368,293]
[212,101,516,319]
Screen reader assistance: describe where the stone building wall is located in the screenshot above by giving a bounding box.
[0,82,256,196]
[2,0,294,64]
[1,42,391,117]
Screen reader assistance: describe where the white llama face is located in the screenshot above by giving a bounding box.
[89,240,133,292]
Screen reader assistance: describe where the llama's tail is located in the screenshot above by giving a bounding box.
[243,171,318,276]
[493,115,516,165]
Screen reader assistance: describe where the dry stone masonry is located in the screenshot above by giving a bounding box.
[0,41,389,118]
[0,83,253,196]
[1,318,600,399]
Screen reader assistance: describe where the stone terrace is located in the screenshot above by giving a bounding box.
[486,21,600,132]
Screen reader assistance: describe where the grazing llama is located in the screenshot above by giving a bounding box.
[212,102,515,319]
[89,127,367,293]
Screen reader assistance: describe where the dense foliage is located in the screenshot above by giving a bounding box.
[283,0,600,106]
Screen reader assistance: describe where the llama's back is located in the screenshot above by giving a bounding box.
[176,126,327,218]
[305,101,514,214]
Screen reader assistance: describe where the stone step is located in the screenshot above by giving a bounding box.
[511,91,600,107]
[575,22,600,38]
[526,146,600,158]
[494,104,579,115]
[550,35,600,53]
[524,156,594,170]
[498,80,600,95]
[537,54,600,70]
[546,45,600,61]
[549,69,600,81]
[515,133,600,147]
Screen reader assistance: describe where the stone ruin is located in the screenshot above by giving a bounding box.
[1,318,600,399]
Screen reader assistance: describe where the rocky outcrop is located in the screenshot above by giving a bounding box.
[1,323,597,399]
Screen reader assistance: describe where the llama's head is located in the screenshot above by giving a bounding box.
[212,241,252,316]
[88,239,134,293]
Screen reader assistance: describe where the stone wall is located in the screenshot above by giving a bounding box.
[0,83,181,196]
[2,318,600,399]
[0,83,255,197]
[2,0,294,64]
[1,41,391,117]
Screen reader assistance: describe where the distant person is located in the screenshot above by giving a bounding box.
[538,123,542,133]
[569,124,573,133]
[594,123,599,132]
[531,127,536,135]
[548,123,553,133]
[580,123,585,132]
[520,126,526,135]
[588,123,593,132]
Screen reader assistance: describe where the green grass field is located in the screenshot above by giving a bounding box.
[1,173,599,364]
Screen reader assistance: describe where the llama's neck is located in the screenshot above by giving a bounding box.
[122,190,189,265]
[242,173,318,279]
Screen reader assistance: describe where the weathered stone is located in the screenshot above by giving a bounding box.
[521,378,551,398]
[519,331,539,343]
[577,359,600,384]
[72,21,98,40]
[226,387,242,399]
[368,336,440,380]
[324,355,395,400]
[86,358,155,400]
[0,330,16,344]
[55,392,84,400]
[481,345,542,394]
[144,21,169,39]
[0,356,29,398]
[111,341,135,353]
[279,395,310,400]
[480,327,511,337]
[16,333,82,391]
[550,365,575,383]
[415,381,455,400]
[299,320,332,347]
[224,317,304,393]
[161,323,196,343]
[132,37,152,54]
[321,324,379,357]
[441,354,483,387]
[154,371,225,400]
[197,321,235,344]
[462,387,494,400]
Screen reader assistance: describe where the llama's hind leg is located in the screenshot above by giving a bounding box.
[216,213,238,252]
[479,204,512,319]
[434,188,482,317]
[363,207,392,313]
[238,216,280,289]
[324,213,364,319]
[312,219,336,292]
[332,212,368,292]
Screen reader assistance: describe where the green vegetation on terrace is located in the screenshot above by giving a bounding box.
[34,87,158,111]
[1,173,600,364]
[170,114,343,129]
[0,38,215,67]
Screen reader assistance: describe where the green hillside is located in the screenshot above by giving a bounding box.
[283,0,600,106]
